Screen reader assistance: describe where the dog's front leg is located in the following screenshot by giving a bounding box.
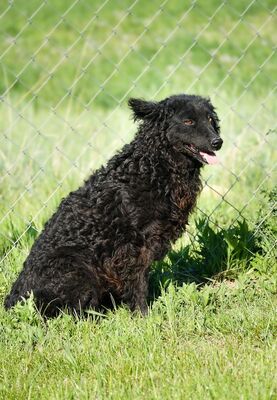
[123,268,149,315]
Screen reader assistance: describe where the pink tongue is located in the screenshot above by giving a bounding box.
[199,151,218,165]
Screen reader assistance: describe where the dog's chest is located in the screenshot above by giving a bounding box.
[169,172,201,215]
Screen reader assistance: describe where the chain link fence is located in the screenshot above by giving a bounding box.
[0,0,276,268]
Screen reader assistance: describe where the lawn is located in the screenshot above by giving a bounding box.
[0,1,276,399]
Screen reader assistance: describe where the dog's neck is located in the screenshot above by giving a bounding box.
[135,135,202,175]
[94,133,202,192]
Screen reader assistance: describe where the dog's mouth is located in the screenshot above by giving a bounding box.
[184,144,218,165]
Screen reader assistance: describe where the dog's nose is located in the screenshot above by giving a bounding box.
[211,137,223,150]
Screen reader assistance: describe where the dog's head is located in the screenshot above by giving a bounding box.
[128,94,223,165]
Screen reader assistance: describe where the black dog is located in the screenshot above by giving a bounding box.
[4,94,222,316]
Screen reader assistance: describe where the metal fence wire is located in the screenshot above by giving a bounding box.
[0,1,276,267]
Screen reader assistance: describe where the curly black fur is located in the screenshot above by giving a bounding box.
[4,94,222,316]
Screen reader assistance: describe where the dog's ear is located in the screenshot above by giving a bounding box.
[128,98,160,121]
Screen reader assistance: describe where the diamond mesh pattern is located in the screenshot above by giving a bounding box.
[0,0,276,265]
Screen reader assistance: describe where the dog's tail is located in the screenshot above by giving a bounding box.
[4,292,19,309]
[4,270,27,309]
[4,287,63,317]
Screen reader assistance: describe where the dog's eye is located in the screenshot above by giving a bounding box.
[208,116,213,124]
[183,119,194,126]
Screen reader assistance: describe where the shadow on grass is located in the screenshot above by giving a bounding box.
[2,210,272,316]
[148,218,261,301]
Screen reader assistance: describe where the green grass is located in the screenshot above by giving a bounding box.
[0,1,276,399]
[0,269,276,399]
[0,0,276,107]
